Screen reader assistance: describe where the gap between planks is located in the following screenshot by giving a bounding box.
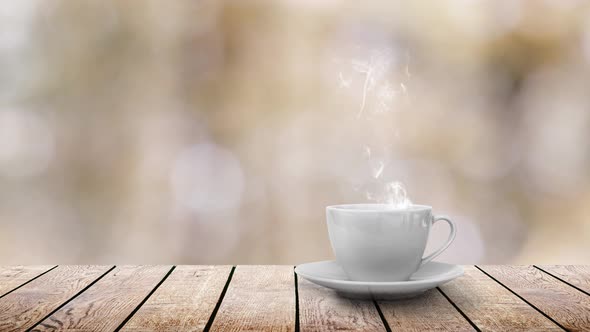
[27,266,116,331]
[435,287,480,332]
[16,265,237,332]
[207,266,296,331]
[297,268,476,332]
[202,266,236,332]
[373,300,392,332]
[0,266,58,300]
[534,265,590,297]
[6,265,586,332]
[294,268,300,332]
[113,266,177,331]
[0,266,116,332]
[478,265,590,331]
[474,265,568,331]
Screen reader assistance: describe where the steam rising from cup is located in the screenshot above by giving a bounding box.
[339,47,412,208]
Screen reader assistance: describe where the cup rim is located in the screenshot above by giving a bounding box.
[326,203,432,212]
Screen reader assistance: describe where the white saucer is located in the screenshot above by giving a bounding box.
[295,260,463,300]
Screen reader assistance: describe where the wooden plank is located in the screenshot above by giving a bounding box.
[479,265,590,332]
[32,265,172,332]
[120,265,232,332]
[378,288,475,331]
[536,265,590,295]
[298,277,386,332]
[209,265,295,332]
[439,266,562,331]
[0,265,113,332]
[0,266,55,297]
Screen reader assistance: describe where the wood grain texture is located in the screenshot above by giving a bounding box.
[0,265,112,332]
[479,265,590,332]
[298,277,386,332]
[0,265,55,297]
[439,266,562,331]
[378,288,475,332]
[209,265,295,332]
[120,265,232,332]
[32,265,172,332]
[536,265,590,295]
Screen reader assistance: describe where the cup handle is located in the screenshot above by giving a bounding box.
[421,215,456,266]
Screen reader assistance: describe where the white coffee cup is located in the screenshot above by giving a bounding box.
[326,204,456,282]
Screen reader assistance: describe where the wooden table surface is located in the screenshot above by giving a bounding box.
[0,265,589,331]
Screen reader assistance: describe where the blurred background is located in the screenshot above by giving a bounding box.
[1,0,590,264]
